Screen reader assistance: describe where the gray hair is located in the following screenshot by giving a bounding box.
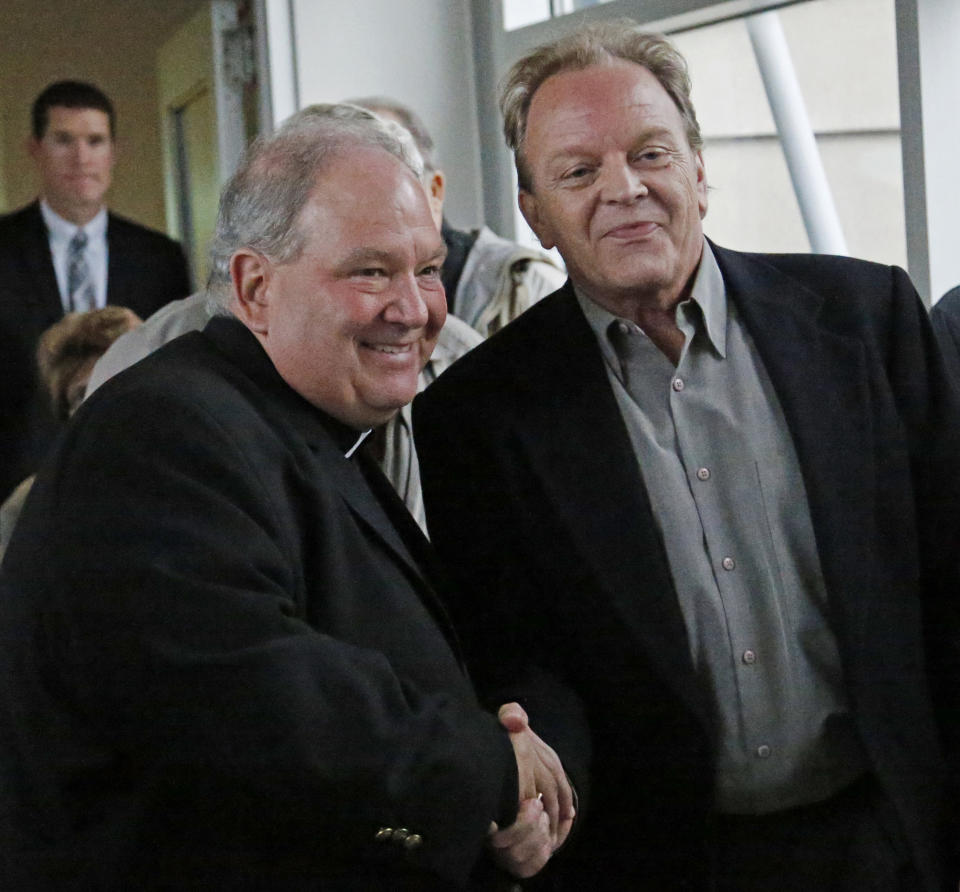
[207,103,424,306]
[348,96,438,172]
[500,21,702,192]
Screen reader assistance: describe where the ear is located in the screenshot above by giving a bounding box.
[519,189,555,250]
[27,136,41,161]
[428,169,445,206]
[230,249,272,334]
[427,169,445,229]
[695,150,708,220]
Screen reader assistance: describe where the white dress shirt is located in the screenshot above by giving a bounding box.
[40,200,109,313]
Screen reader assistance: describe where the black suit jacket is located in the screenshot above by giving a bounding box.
[930,285,960,385]
[0,200,191,501]
[414,244,960,890]
[0,317,517,890]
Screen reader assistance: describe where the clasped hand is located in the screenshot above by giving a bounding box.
[487,702,575,878]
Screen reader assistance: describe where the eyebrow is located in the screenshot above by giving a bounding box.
[51,128,108,140]
[548,126,679,160]
[339,248,395,269]
[337,242,448,271]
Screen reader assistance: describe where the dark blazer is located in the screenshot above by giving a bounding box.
[414,244,960,890]
[0,317,517,890]
[0,200,191,501]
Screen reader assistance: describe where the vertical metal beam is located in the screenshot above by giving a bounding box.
[259,0,299,129]
[470,0,517,238]
[746,10,847,255]
[896,0,960,305]
[211,0,245,185]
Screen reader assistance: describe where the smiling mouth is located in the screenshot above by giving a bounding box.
[361,342,416,355]
[605,221,659,239]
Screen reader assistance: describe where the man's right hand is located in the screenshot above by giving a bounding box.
[498,702,575,851]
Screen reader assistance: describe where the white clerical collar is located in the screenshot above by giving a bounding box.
[344,429,372,458]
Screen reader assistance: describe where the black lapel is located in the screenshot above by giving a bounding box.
[516,286,707,722]
[712,244,874,648]
[19,202,64,328]
[300,413,467,666]
[200,317,466,662]
[352,444,467,664]
[105,213,134,306]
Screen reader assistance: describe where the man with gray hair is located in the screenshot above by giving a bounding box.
[0,105,578,889]
[84,104,484,533]
[415,20,960,891]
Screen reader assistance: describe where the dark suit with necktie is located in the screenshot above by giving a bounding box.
[414,243,960,889]
[0,200,190,501]
[0,316,517,890]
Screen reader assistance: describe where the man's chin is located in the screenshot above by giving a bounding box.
[351,396,413,431]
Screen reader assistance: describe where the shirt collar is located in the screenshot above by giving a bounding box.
[575,238,727,363]
[40,199,108,242]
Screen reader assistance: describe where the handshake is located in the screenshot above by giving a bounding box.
[488,702,576,879]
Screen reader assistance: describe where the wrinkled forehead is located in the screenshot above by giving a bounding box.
[300,149,445,252]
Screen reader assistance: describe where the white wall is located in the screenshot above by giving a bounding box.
[290,0,484,230]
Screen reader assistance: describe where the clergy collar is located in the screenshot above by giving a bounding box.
[202,314,373,458]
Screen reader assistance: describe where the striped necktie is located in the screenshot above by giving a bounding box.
[67,229,95,312]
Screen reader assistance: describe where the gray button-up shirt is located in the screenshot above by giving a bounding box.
[576,241,864,814]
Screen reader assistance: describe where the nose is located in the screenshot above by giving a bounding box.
[73,140,92,166]
[599,159,648,205]
[383,274,430,329]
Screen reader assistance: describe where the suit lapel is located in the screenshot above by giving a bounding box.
[105,213,134,306]
[312,430,467,665]
[20,202,64,327]
[201,316,466,662]
[319,435,425,581]
[713,245,874,649]
[518,287,707,722]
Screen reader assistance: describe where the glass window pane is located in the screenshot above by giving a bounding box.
[502,0,551,31]
[502,0,617,32]
[507,0,903,268]
[674,0,903,266]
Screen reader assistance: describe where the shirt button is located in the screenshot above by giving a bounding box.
[672,377,685,392]
[403,833,423,851]
[742,649,756,665]
[721,556,736,571]
[756,744,771,759]
[696,467,710,481]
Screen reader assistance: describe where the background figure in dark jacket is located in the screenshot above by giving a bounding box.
[0,80,189,501]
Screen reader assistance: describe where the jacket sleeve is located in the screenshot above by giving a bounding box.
[21,386,517,886]
[413,382,592,808]
[886,270,960,766]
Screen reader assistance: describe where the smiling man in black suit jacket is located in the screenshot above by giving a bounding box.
[0,80,190,501]
[414,22,960,892]
[0,104,578,890]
